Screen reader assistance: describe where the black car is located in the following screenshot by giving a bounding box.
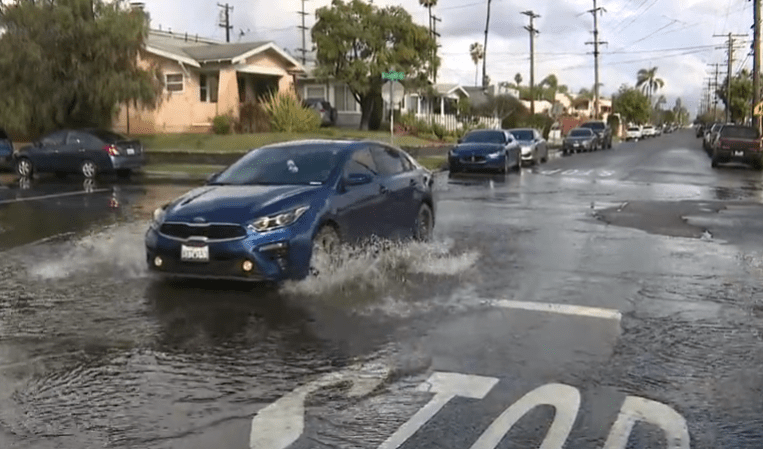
[14,129,145,179]
[0,128,13,171]
[562,128,601,154]
[448,129,521,174]
[579,120,613,149]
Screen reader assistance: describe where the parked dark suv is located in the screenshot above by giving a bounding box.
[0,128,13,171]
[579,120,613,149]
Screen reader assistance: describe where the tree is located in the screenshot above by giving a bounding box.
[312,0,437,130]
[612,84,650,125]
[716,69,753,123]
[577,88,593,100]
[469,42,484,87]
[474,94,526,121]
[0,0,161,137]
[636,67,664,104]
[514,73,523,87]
[539,74,568,103]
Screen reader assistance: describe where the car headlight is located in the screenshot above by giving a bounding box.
[521,146,532,154]
[248,206,310,233]
[151,205,168,229]
[487,151,502,159]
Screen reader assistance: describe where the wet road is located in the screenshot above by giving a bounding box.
[2,129,763,448]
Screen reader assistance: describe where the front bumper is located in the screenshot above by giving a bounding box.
[562,142,590,151]
[449,154,507,171]
[145,221,314,283]
[0,152,13,170]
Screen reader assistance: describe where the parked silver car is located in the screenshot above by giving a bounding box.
[304,99,338,127]
[507,128,548,165]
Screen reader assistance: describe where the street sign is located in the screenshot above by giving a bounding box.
[754,101,763,116]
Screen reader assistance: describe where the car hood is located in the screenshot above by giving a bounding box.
[515,140,534,147]
[163,184,324,223]
[451,143,506,156]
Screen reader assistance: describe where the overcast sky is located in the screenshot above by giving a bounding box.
[142,0,754,115]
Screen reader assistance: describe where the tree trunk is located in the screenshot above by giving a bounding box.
[359,95,374,131]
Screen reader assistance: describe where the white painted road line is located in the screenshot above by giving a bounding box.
[469,383,580,449]
[486,299,622,322]
[379,372,499,449]
[0,189,111,205]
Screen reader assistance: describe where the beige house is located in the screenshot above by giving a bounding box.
[570,97,612,121]
[114,29,305,134]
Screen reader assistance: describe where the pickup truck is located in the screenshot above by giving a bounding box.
[711,124,763,170]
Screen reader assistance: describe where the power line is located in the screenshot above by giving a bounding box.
[217,3,233,43]
[613,0,660,35]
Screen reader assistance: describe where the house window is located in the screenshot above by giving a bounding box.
[306,86,325,100]
[165,73,184,92]
[199,74,218,103]
[334,85,358,112]
[408,95,419,114]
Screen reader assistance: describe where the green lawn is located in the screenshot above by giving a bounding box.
[134,129,449,153]
[416,156,447,171]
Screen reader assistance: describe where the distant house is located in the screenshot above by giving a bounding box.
[570,97,612,121]
[298,69,498,130]
[113,29,306,134]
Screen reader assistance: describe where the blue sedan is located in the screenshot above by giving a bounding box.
[145,140,436,283]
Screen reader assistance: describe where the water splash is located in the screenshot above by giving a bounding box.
[26,222,149,280]
[280,237,480,297]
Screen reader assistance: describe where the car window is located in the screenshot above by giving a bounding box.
[462,130,506,144]
[41,131,68,146]
[721,126,759,139]
[87,129,127,143]
[510,130,534,141]
[628,127,639,131]
[569,129,593,137]
[214,144,342,185]
[371,146,406,176]
[67,132,102,147]
[344,148,378,177]
[0,129,8,140]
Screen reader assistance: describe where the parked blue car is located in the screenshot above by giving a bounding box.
[145,140,436,283]
[0,128,13,171]
[448,129,521,174]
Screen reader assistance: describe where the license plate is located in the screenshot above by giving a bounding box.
[126,148,135,155]
[181,244,209,262]
[734,150,744,156]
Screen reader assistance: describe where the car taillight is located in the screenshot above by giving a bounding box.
[103,145,119,156]
[320,109,326,113]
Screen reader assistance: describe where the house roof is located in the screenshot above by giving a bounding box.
[462,86,494,107]
[143,30,304,73]
[433,83,469,97]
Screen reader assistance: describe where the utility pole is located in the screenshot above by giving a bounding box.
[217,3,233,43]
[522,10,540,115]
[713,32,747,123]
[586,0,607,120]
[752,0,761,133]
[482,0,493,90]
[432,15,442,83]
[707,63,722,120]
[297,0,310,65]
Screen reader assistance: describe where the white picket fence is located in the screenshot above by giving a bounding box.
[414,113,501,131]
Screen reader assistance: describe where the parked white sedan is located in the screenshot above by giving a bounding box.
[625,126,642,141]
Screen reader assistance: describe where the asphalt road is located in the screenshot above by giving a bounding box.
[2,129,763,448]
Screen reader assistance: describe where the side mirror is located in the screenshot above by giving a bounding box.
[344,173,372,186]
[206,172,220,184]
[457,138,463,144]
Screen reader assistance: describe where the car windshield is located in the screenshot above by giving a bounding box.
[569,129,592,137]
[462,131,506,144]
[582,122,605,130]
[510,130,534,141]
[88,130,127,143]
[628,127,640,132]
[721,126,759,139]
[211,144,342,186]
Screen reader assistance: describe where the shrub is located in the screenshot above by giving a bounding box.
[262,91,321,132]
[236,101,270,133]
[431,121,446,140]
[212,115,232,135]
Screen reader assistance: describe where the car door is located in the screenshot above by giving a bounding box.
[535,129,548,159]
[504,131,519,167]
[333,148,386,244]
[33,130,69,172]
[63,131,90,172]
[370,145,416,238]
[373,144,421,238]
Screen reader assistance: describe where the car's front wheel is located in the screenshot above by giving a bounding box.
[309,225,341,277]
[414,203,434,242]
[16,157,33,177]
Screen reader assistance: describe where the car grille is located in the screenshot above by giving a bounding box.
[461,155,486,163]
[159,223,246,240]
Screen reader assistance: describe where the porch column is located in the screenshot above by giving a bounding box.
[417,96,421,118]
[440,97,445,118]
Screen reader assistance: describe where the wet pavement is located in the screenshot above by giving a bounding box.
[2,129,763,448]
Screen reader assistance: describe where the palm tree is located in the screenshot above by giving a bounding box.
[514,73,523,87]
[470,42,484,87]
[636,67,665,104]
[655,94,666,110]
[540,74,558,102]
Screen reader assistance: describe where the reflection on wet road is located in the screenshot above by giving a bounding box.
[2,130,763,448]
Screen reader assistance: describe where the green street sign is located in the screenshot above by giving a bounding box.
[382,71,405,80]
